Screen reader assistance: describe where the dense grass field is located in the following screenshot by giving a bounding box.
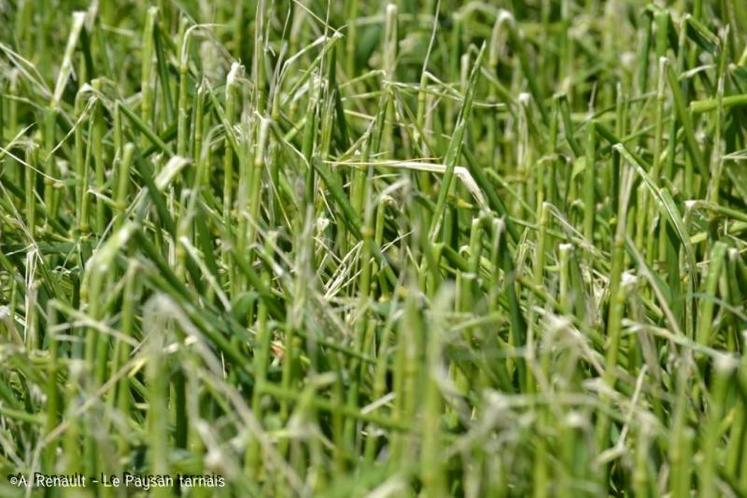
[1,0,747,496]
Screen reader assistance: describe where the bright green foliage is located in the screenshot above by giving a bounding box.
[1,0,747,497]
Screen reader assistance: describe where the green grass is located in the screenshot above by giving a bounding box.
[1,0,747,496]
